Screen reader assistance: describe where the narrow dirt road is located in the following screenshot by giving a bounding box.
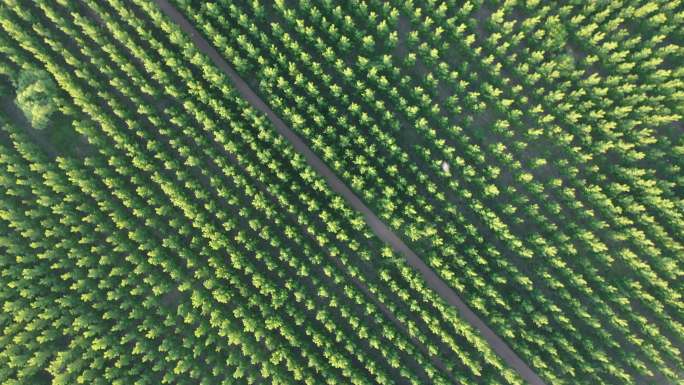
[153,1,547,384]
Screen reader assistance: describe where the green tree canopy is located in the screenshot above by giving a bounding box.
[14,67,58,130]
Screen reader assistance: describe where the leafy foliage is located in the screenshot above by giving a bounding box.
[0,0,682,384]
[0,1,527,384]
[13,67,57,130]
[173,0,684,384]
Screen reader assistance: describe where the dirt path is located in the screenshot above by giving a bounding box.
[152,1,547,384]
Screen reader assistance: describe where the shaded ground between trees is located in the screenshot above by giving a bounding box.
[0,78,91,160]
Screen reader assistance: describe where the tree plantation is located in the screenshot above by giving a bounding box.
[0,1,682,385]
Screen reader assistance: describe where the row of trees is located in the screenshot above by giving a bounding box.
[174,0,683,384]
[0,0,522,384]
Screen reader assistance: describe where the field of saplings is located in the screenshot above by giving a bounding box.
[0,1,682,385]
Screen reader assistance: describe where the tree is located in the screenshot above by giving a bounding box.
[14,67,58,130]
